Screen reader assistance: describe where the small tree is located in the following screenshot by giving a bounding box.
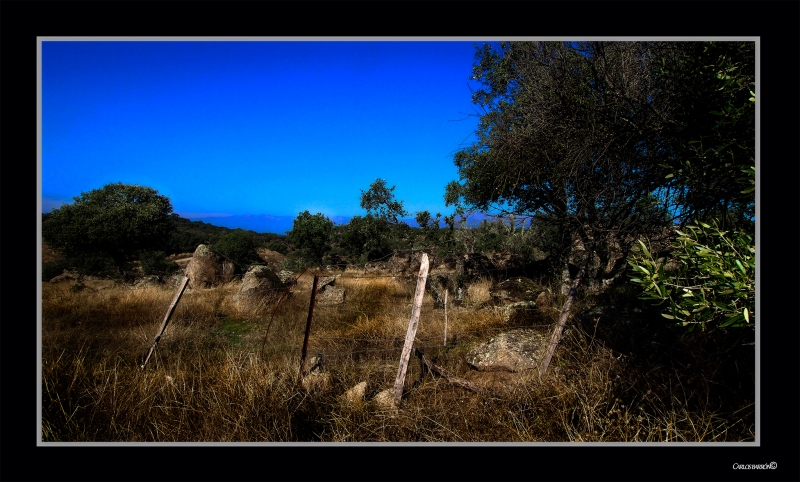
[42,182,175,273]
[361,178,408,224]
[287,211,334,265]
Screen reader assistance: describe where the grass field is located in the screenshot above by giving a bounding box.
[40,270,755,442]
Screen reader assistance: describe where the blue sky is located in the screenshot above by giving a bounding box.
[41,40,493,230]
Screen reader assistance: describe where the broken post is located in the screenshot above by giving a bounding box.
[393,253,429,406]
[141,275,189,370]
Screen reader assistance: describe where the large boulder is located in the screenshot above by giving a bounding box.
[465,328,549,372]
[184,244,235,289]
[316,276,345,304]
[234,265,284,313]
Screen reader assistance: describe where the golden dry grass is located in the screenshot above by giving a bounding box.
[40,273,755,442]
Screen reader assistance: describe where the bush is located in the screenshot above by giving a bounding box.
[139,250,180,276]
[267,239,288,255]
[627,220,755,333]
[212,230,264,272]
[287,211,333,264]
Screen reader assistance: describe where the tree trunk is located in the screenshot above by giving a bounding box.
[540,253,590,377]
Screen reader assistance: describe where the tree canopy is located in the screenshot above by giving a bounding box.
[287,211,334,265]
[212,229,265,271]
[42,182,175,271]
[445,41,755,287]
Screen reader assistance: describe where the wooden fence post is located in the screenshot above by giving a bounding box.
[443,289,448,346]
[141,275,189,370]
[393,253,429,406]
[299,275,319,377]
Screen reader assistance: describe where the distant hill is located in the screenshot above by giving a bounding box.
[186,212,503,234]
[185,214,354,235]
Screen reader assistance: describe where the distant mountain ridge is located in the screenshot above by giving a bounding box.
[185,212,502,235]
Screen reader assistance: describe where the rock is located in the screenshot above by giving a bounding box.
[303,354,324,374]
[134,275,161,288]
[49,269,80,283]
[184,244,234,289]
[465,328,549,372]
[373,388,398,415]
[277,270,296,285]
[318,286,346,304]
[234,265,284,313]
[388,250,431,276]
[535,290,552,306]
[300,372,331,392]
[501,301,538,324]
[317,276,337,290]
[342,381,368,405]
[490,277,541,303]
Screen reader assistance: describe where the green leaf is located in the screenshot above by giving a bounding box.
[665,173,674,179]
[743,307,750,323]
[662,313,676,320]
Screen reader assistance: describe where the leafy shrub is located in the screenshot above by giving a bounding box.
[267,239,288,255]
[139,250,180,275]
[42,259,72,281]
[211,229,264,271]
[287,211,333,264]
[627,220,755,333]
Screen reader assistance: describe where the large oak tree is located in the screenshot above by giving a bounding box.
[43,182,175,272]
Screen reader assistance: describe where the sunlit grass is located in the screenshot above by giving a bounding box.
[40,273,754,442]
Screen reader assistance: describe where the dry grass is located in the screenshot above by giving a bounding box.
[40,273,755,442]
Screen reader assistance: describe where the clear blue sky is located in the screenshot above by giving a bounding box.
[41,40,491,224]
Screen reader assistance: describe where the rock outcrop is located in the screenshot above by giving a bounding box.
[234,265,284,313]
[184,244,235,289]
[316,276,345,304]
[465,328,549,372]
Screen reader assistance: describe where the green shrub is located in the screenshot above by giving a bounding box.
[627,220,755,333]
[139,250,180,275]
[211,229,264,272]
[267,239,288,254]
[42,259,71,281]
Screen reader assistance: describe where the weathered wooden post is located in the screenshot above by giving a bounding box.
[393,253,429,406]
[141,275,189,370]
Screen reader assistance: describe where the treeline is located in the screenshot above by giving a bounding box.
[42,201,288,281]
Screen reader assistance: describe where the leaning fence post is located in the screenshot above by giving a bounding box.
[141,275,189,370]
[393,253,429,406]
[299,275,319,377]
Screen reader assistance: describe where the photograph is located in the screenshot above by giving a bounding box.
[39,37,757,446]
